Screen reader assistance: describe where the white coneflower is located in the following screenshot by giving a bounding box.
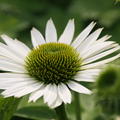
[0,19,120,108]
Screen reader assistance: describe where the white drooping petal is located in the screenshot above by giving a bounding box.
[68,81,92,94]
[50,95,62,108]
[29,86,44,102]
[0,77,35,83]
[77,28,103,53]
[58,19,75,44]
[0,77,33,84]
[0,43,24,64]
[58,83,71,104]
[0,57,26,73]
[31,27,45,48]
[1,35,30,57]
[0,73,29,78]
[0,74,33,89]
[71,22,96,48]
[15,83,42,97]
[2,82,41,98]
[45,19,57,43]
[44,84,57,106]
[0,77,36,89]
[84,46,120,64]
[82,54,120,69]
[0,79,36,89]
[1,79,36,94]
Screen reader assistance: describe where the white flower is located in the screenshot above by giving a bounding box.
[0,19,120,108]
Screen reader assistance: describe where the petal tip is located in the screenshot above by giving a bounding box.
[90,21,96,26]
[47,18,54,24]
[1,34,8,39]
[106,35,112,39]
[31,27,37,32]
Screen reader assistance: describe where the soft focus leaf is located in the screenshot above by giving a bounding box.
[0,97,20,120]
[15,106,56,120]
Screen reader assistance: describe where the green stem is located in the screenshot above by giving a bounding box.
[74,92,81,120]
[55,103,69,120]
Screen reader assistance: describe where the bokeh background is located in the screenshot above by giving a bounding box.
[0,0,120,120]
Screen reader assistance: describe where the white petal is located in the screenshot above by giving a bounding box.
[44,84,57,106]
[45,19,57,43]
[50,95,62,108]
[0,57,26,73]
[74,69,100,82]
[1,35,29,57]
[14,39,31,53]
[80,69,100,74]
[0,84,23,92]
[82,54,120,69]
[58,19,74,44]
[84,46,120,64]
[97,35,111,43]
[0,56,23,65]
[77,28,103,53]
[0,78,35,89]
[15,83,41,97]
[31,27,45,47]
[2,82,41,98]
[75,74,96,79]
[71,22,96,48]
[68,81,92,94]
[0,77,34,84]
[74,70,100,82]
[1,79,37,94]
[78,69,100,76]
[0,80,35,89]
[0,42,24,64]
[75,78,95,82]
[80,42,117,59]
[29,86,44,102]
[58,83,71,104]
[0,73,29,78]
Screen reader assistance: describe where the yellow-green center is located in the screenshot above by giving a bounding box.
[25,43,81,85]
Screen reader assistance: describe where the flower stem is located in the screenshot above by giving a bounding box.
[74,92,81,120]
[55,103,69,120]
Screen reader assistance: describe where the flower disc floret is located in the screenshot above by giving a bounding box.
[25,43,81,85]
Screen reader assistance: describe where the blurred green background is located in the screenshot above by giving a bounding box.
[0,0,120,120]
[0,0,120,46]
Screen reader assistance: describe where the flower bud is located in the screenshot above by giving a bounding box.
[96,65,120,115]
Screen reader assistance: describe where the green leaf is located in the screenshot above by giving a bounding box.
[0,97,20,120]
[15,106,56,120]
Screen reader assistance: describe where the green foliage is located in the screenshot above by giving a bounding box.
[15,106,56,120]
[0,97,20,120]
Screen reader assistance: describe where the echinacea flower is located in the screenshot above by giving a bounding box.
[0,19,120,108]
